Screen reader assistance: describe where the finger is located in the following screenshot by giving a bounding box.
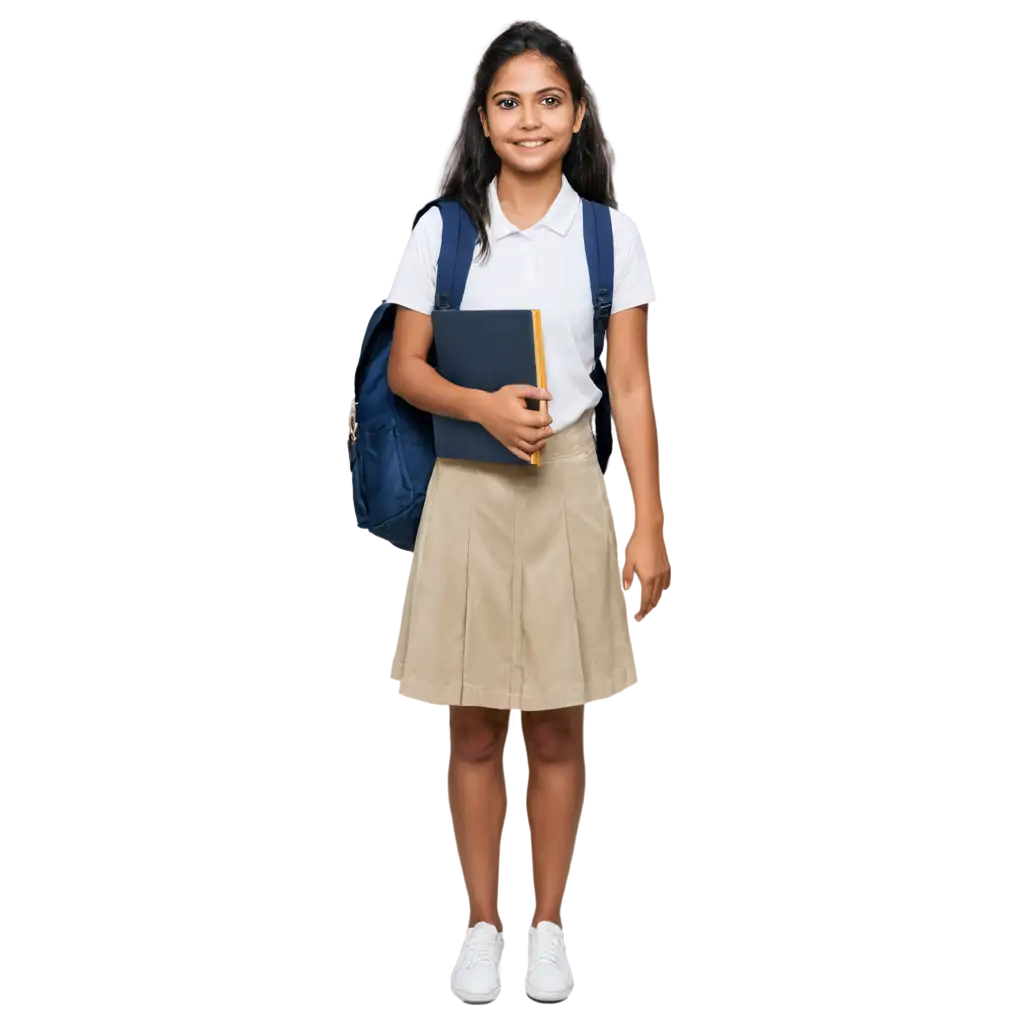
[514,427,551,452]
[519,424,553,443]
[516,437,548,454]
[636,574,654,621]
[622,557,635,591]
[511,435,550,456]
[649,576,665,611]
[664,566,672,589]
[511,385,553,403]
[518,410,554,429]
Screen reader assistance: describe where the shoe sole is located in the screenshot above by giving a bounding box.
[452,983,501,1003]
[525,980,573,1002]
[450,970,501,1003]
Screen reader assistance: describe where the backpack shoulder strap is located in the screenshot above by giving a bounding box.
[354,201,473,395]
[581,198,614,359]
[412,198,477,311]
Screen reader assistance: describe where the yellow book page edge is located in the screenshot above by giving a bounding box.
[531,309,546,467]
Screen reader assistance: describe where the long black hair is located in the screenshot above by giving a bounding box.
[439,21,616,260]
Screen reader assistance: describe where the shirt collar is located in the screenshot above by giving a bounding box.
[487,174,580,240]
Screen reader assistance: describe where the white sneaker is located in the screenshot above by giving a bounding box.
[525,920,574,1002]
[451,921,504,1003]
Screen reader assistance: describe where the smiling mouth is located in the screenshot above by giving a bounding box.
[514,139,550,148]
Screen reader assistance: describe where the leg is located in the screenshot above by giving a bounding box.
[521,704,586,928]
[449,705,511,931]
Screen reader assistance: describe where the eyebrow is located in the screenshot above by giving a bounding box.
[491,87,568,100]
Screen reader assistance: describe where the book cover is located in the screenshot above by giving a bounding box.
[431,309,547,466]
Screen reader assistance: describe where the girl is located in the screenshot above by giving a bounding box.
[385,21,670,1004]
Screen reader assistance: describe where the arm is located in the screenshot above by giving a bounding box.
[384,211,492,424]
[387,306,487,422]
[606,304,671,620]
[607,305,663,528]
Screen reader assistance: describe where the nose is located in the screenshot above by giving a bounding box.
[517,102,543,130]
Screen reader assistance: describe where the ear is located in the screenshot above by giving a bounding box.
[573,97,587,134]
[478,105,490,139]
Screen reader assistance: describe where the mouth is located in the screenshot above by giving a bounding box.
[513,139,551,149]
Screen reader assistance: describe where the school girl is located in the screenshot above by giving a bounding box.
[384,21,671,1004]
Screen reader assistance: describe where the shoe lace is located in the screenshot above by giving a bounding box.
[533,929,564,968]
[464,932,497,970]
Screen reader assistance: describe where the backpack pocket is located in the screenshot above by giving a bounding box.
[351,417,413,530]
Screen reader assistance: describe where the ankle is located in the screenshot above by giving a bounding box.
[469,914,503,932]
[531,912,562,928]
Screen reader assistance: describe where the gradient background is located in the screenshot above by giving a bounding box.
[2,4,1024,1019]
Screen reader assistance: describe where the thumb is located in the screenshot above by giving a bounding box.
[622,557,635,590]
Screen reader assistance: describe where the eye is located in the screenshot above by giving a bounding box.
[495,96,561,111]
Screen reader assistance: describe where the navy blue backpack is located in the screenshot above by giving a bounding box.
[349,196,615,551]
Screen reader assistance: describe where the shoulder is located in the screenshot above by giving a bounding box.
[410,204,443,252]
[604,205,655,310]
[577,200,646,261]
[386,204,445,314]
[395,204,443,279]
[607,205,644,249]
[577,198,641,236]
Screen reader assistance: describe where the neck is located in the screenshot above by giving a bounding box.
[494,164,564,229]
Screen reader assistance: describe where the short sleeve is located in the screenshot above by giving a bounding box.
[385,206,442,315]
[609,208,656,314]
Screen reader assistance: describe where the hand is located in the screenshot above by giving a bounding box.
[622,524,671,621]
[477,385,554,463]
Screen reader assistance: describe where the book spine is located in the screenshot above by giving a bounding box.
[531,309,546,467]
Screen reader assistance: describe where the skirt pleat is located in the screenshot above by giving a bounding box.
[390,412,638,710]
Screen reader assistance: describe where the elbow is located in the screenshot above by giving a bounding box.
[607,370,651,403]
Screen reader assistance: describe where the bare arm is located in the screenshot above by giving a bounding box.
[387,306,487,421]
[607,305,663,527]
[606,304,671,619]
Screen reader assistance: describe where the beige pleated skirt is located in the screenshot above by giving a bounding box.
[390,411,637,710]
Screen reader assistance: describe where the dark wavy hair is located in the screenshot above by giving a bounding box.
[439,21,616,260]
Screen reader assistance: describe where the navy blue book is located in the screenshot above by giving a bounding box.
[431,308,548,466]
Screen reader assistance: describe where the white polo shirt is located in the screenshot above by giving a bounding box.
[386,174,656,433]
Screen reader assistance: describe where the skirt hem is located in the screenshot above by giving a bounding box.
[391,660,638,711]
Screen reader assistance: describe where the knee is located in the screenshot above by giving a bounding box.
[522,710,582,764]
[450,709,508,764]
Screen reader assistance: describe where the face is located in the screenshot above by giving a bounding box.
[479,51,586,176]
